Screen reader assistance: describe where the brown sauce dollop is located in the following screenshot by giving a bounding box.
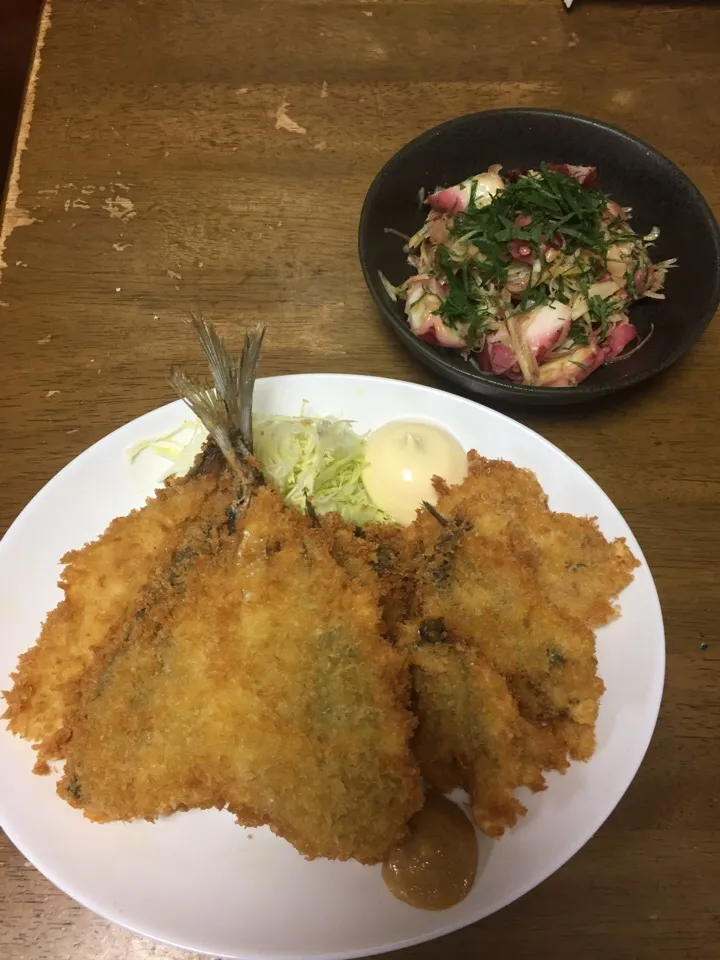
[382,793,478,910]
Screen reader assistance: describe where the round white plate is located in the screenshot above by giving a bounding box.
[0,375,664,960]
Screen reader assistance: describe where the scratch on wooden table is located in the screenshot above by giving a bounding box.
[102,196,136,221]
[0,0,52,281]
[275,99,307,135]
[612,89,636,109]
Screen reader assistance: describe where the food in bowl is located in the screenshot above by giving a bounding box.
[383,163,675,387]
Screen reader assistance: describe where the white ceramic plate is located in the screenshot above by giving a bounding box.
[0,375,664,960]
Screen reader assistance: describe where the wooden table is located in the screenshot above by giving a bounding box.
[1,1,719,958]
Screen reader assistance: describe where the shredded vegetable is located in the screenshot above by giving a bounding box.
[254,413,387,524]
[389,162,676,388]
[127,420,207,479]
[127,412,387,526]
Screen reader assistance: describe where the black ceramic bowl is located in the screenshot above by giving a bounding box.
[359,109,720,406]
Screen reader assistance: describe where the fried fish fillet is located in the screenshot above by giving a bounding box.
[399,524,599,834]
[56,487,421,862]
[320,513,414,633]
[2,328,261,768]
[2,476,218,752]
[428,453,639,627]
[4,319,421,864]
[406,636,547,835]
[395,452,638,836]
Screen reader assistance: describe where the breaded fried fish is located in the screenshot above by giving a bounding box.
[397,453,638,837]
[3,321,264,768]
[5,318,422,864]
[3,472,224,756]
[428,453,639,627]
[57,485,420,861]
[406,630,546,836]
[320,513,414,634]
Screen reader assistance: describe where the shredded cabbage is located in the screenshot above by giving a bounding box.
[127,420,207,479]
[254,414,387,525]
[127,413,387,526]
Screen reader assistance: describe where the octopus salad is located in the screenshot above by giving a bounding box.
[384,163,675,387]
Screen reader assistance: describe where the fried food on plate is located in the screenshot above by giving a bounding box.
[3,312,640,858]
[2,477,207,751]
[429,453,639,627]
[406,633,545,836]
[396,453,638,836]
[57,486,421,862]
[4,319,421,863]
[3,429,242,773]
[320,513,415,634]
[3,323,264,768]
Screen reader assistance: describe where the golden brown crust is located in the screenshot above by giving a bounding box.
[395,452,636,837]
[433,452,640,628]
[52,488,421,864]
[319,513,415,635]
[3,445,638,854]
[2,468,234,756]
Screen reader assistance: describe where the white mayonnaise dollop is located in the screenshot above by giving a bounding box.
[362,421,467,525]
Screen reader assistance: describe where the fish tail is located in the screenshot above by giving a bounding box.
[170,316,266,479]
[234,321,265,453]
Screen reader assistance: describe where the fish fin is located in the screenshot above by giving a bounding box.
[186,315,265,455]
[170,318,265,480]
[234,322,265,451]
[422,501,449,526]
[169,369,244,475]
[189,312,237,402]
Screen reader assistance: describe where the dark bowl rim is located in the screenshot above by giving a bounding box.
[358,107,720,402]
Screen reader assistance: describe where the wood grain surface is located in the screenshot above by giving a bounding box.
[0,0,44,188]
[1,1,719,958]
